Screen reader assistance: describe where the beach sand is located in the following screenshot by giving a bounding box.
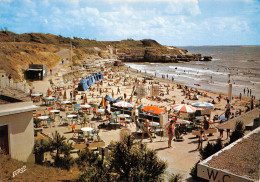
[31,53,255,180]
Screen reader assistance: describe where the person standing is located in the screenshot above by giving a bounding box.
[8,74,11,84]
[225,99,231,120]
[141,119,153,143]
[168,119,175,148]
[112,90,114,98]
[203,115,209,140]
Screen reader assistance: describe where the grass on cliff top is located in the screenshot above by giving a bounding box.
[0,31,186,80]
[0,42,62,80]
[0,154,77,182]
[0,30,177,50]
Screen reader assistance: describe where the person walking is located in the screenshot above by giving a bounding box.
[8,74,12,84]
[168,119,175,148]
[141,119,153,143]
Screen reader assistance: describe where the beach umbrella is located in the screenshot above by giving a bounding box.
[113,101,133,114]
[84,94,88,104]
[171,104,196,113]
[141,106,166,115]
[191,102,214,108]
[113,101,133,108]
[101,96,106,107]
[63,90,67,100]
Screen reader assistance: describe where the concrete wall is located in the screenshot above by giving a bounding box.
[0,103,36,163]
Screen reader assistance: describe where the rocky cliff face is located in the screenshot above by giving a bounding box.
[115,39,211,63]
[118,49,208,63]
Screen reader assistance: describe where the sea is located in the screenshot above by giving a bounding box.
[125,46,260,98]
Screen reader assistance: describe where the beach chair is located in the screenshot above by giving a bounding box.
[47,118,55,128]
[179,124,187,134]
[154,125,163,139]
[60,116,68,126]
[89,129,100,140]
[72,125,82,138]
[126,118,133,126]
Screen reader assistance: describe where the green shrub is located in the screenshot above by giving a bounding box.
[49,131,74,170]
[199,142,213,160]
[167,173,183,182]
[77,134,168,182]
[229,121,245,144]
[34,138,50,164]
[200,138,223,160]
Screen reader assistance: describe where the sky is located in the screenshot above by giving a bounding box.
[0,0,259,46]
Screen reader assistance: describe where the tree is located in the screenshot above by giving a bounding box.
[49,131,74,170]
[110,135,167,182]
[76,149,110,182]
[212,138,223,154]
[77,134,167,182]
[199,142,213,160]
[200,138,223,160]
[229,121,245,144]
[34,138,50,164]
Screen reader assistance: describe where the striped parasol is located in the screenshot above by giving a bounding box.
[113,101,133,108]
[171,104,196,113]
[191,102,214,108]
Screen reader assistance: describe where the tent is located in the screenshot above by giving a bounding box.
[78,78,89,91]
[104,95,120,104]
[77,72,103,91]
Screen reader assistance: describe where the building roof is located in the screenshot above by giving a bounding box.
[0,87,31,105]
[198,127,260,181]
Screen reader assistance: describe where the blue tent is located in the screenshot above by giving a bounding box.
[104,95,120,104]
[77,72,104,91]
[78,78,89,91]
[88,77,92,86]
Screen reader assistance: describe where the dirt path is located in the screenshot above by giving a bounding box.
[31,49,71,94]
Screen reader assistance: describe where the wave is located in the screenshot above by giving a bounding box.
[169,66,228,76]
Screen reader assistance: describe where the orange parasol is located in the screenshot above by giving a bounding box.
[142,106,166,115]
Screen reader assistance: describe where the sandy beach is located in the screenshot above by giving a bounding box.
[31,52,256,180]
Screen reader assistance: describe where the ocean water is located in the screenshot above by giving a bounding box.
[125,46,260,98]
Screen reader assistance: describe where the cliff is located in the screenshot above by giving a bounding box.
[0,31,210,80]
